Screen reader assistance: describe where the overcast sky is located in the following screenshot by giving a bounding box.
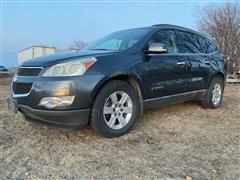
[1,1,225,67]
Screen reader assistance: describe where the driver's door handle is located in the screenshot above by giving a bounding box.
[177,61,186,65]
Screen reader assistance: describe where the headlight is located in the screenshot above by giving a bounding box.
[42,57,97,77]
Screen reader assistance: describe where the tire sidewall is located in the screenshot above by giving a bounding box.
[91,80,140,137]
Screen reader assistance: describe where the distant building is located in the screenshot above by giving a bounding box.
[17,46,79,65]
[17,46,56,65]
[56,48,79,54]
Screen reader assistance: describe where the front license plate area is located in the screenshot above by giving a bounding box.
[8,98,18,113]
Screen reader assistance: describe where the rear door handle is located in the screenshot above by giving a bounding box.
[177,61,186,65]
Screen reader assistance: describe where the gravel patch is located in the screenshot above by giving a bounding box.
[1,78,240,179]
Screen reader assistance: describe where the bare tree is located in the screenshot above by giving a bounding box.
[69,40,87,50]
[197,1,240,73]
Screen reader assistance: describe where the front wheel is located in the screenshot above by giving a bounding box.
[90,80,140,138]
[201,76,224,109]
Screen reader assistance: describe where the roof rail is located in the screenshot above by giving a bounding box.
[151,24,182,28]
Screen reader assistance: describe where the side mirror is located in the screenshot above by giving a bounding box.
[146,43,168,54]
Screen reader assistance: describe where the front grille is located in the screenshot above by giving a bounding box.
[17,67,42,76]
[12,82,33,94]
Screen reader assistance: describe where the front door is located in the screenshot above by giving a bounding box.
[144,30,188,99]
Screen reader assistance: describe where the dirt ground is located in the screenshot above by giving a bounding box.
[1,78,240,179]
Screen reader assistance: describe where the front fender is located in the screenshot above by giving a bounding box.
[89,72,144,107]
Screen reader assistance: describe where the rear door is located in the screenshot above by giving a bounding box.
[144,30,189,99]
[175,30,211,91]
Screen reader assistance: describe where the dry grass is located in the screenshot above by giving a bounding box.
[1,78,240,179]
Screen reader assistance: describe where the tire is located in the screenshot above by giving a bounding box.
[201,76,224,109]
[90,80,140,138]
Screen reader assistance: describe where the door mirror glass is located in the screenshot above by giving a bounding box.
[147,43,168,53]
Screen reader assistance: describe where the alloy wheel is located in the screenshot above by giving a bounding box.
[103,91,133,130]
[212,83,222,105]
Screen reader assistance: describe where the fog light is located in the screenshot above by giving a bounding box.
[39,96,75,109]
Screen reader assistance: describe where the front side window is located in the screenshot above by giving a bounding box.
[176,31,202,53]
[85,28,149,51]
[149,30,179,53]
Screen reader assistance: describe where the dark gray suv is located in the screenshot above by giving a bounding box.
[9,24,227,138]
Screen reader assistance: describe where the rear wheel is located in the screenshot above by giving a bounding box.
[90,80,140,138]
[201,76,224,109]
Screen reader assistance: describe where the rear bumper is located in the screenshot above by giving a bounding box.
[18,103,90,129]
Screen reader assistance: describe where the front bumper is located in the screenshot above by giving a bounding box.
[18,103,90,129]
[10,74,105,129]
[11,75,105,110]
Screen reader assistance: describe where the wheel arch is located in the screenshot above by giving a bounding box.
[90,73,144,117]
[208,72,225,87]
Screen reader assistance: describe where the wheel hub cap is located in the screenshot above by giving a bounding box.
[103,91,133,130]
[212,83,222,105]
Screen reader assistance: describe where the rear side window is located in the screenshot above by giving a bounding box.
[176,31,202,53]
[149,30,179,53]
[195,35,208,53]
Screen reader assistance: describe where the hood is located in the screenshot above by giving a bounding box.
[21,50,118,67]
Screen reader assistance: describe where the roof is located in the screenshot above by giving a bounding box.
[151,24,204,36]
[113,24,204,38]
[152,24,191,28]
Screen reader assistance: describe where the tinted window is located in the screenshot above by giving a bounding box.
[176,31,202,53]
[195,35,208,53]
[149,30,179,53]
[205,39,218,53]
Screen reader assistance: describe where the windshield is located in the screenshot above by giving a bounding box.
[85,28,149,51]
